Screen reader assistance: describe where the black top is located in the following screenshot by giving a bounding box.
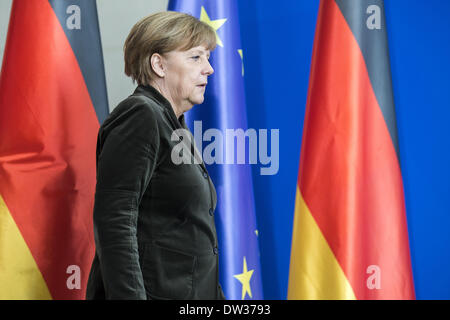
[86,85,224,300]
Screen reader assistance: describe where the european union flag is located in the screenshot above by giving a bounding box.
[168,0,264,300]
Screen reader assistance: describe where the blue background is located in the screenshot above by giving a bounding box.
[236,0,450,299]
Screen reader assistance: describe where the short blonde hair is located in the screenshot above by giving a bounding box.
[124,11,217,85]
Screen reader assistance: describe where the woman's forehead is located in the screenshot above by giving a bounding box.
[164,45,210,60]
[186,45,209,53]
[185,45,210,54]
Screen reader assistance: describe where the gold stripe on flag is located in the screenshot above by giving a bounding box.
[288,187,356,300]
[0,194,52,299]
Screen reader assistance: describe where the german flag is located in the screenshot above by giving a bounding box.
[0,0,108,299]
[288,0,415,299]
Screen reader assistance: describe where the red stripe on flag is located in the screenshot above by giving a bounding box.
[298,0,414,299]
[0,0,99,299]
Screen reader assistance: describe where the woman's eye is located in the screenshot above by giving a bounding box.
[191,56,200,60]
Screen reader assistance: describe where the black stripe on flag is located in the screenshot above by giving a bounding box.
[334,0,400,159]
[48,0,109,124]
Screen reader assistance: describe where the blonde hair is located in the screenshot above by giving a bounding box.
[124,11,217,85]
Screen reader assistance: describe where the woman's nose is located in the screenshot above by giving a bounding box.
[204,60,214,75]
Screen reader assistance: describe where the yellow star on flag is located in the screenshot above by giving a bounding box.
[238,49,244,76]
[200,6,227,47]
[233,256,254,300]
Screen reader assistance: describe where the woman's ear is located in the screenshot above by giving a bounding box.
[150,53,165,78]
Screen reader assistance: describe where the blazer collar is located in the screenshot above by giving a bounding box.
[134,84,187,130]
[134,85,207,172]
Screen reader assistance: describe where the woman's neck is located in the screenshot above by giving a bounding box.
[149,81,184,118]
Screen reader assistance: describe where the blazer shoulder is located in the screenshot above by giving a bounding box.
[113,93,164,119]
[101,93,165,133]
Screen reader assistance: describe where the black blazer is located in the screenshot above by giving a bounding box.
[86,85,225,300]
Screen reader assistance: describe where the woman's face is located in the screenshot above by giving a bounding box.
[163,45,214,110]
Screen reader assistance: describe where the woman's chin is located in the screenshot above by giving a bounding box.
[189,96,205,107]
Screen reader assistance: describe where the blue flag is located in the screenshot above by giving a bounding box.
[168,0,263,300]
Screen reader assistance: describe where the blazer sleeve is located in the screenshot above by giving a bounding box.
[93,101,159,299]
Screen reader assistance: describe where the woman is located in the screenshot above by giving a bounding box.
[86,11,225,300]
